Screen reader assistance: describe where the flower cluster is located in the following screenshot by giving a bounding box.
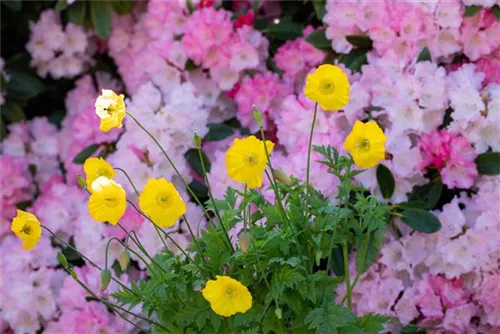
[26,9,92,78]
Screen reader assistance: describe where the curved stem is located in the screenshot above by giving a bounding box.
[126,111,213,223]
[196,145,233,250]
[41,225,135,295]
[115,167,139,196]
[182,214,203,254]
[306,103,318,192]
[106,237,154,273]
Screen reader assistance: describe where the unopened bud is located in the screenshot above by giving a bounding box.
[193,132,202,148]
[118,249,130,271]
[315,250,323,266]
[57,252,69,269]
[252,105,263,127]
[272,168,293,186]
[275,307,282,320]
[100,269,112,291]
[239,231,251,254]
[77,175,86,190]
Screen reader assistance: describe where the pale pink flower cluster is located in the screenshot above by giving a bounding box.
[26,9,92,78]
[323,1,500,64]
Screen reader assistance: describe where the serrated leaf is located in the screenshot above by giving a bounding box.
[185,148,211,176]
[204,123,234,141]
[417,46,431,62]
[265,18,303,40]
[67,1,86,25]
[90,1,111,38]
[306,28,331,50]
[2,0,22,11]
[464,5,482,17]
[305,302,355,334]
[72,144,99,164]
[401,208,441,233]
[376,164,395,199]
[475,152,500,175]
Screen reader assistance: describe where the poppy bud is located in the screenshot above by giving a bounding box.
[118,249,130,271]
[275,307,282,319]
[273,168,293,186]
[239,231,251,254]
[100,269,112,291]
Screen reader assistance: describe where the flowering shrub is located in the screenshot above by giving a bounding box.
[1,0,500,333]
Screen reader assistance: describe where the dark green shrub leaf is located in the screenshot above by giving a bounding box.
[376,164,395,199]
[265,18,303,40]
[306,28,331,50]
[1,103,25,122]
[185,148,211,175]
[475,152,500,175]
[339,49,368,72]
[204,123,234,141]
[313,1,326,20]
[417,47,431,62]
[464,5,482,17]
[427,179,443,208]
[67,1,86,25]
[6,70,45,99]
[90,1,111,38]
[493,5,500,20]
[55,0,68,11]
[401,208,441,233]
[72,144,99,164]
[110,0,135,15]
[346,35,373,50]
[2,0,22,11]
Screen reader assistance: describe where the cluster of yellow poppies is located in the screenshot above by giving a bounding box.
[11,63,388,319]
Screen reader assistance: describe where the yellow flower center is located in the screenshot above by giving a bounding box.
[104,196,118,207]
[356,138,371,152]
[225,287,237,299]
[21,223,32,236]
[319,79,336,95]
[245,153,259,166]
[156,192,172,208]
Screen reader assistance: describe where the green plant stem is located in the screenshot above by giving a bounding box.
[342,240,352,310]
[306,103,318,192]
[243,185,248,230]
[126,111,213,224]
[196,145,233,251]
[41,225,135,295]
[325,160,352,273]
[105,237,154,273]
[71,275,167,331]
[182,214,203,255]
[116,222,167,274]
[341,232,370,304]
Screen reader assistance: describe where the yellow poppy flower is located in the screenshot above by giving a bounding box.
[83,157,117,190]
[303,64,350,111]
[95,89,126,132]
[88,176,126,225]
[225,136,274,189]
[11,210,42,251]
[138,178,186,228]
[202,276,252,317]
[343,120,387,168]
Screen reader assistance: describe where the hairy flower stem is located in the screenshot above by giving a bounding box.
[306,103,318,192]
[196,146,234,251]
[126,112,214,225]
[341,231,370,304]
[104,237,153,273]
[342,240,353,310]
[182,214,203,255]
[71,274,167,331]
[41,225,135,295]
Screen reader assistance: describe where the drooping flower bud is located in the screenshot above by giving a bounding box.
[57,252,69,269]
[252,105,263,127]
[100,268,112,290]
[272,168,293,186]
[239,231,251,254]
[118,249,130,271]
[275,307,283,319]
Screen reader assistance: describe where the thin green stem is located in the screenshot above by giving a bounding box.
[341,232,370,304]
[196,145,233,250]
[126,111,213,223]
[41,225,135,295]
[182,214,203,255]
[72,275,166,331]
[105,237,154,273]
[342,240,352,310]
[243,185,248,230]
[306,103,318,192]
[115,167,139,196]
